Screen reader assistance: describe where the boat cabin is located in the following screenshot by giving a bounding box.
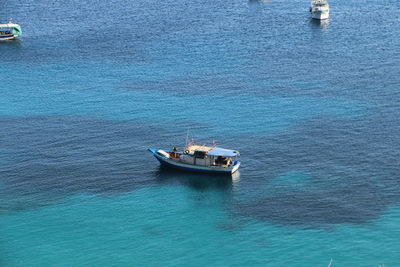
[180,145,239,167]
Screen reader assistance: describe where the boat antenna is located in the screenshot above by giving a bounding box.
[185,130,189,146]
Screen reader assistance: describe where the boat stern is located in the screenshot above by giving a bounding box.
[231,161,241,174]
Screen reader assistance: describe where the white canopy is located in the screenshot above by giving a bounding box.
[0,23,20,28]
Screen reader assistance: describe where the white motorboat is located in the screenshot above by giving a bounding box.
[148,141,241,175]
[0,21,22,40]
[310,0,329,20]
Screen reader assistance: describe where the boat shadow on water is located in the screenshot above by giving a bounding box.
[154,165,240,191]
[309,18,329,30]
[0,38,21,47]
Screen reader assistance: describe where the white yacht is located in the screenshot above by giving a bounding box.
[0,20,22,40]
[310,0,329,20]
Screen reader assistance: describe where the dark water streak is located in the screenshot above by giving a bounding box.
[237,110,400,227]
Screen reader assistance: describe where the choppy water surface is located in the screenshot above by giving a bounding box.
[1,0,400,266]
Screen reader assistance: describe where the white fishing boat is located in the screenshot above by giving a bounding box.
[0,21,22,40]
[310,0,329,20]
[148,141,241,175]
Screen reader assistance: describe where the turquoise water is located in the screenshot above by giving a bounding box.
[1,187,399,266]
[1,0,400,266]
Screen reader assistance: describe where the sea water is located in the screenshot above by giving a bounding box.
[1,0,400,266]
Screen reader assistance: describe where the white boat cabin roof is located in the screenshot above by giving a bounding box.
[0,23,20,28]
[185,145,213,153]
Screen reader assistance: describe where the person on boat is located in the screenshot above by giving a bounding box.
[171,146,179,159]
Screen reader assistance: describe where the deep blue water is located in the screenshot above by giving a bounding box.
[1,0,400,266]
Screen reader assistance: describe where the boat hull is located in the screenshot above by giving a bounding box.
[0,35,18,41]
[311,9,329,20]
[148,149,240,175]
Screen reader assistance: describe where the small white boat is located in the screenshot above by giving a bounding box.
[310,0,329,20]
[0,21,22,40]
[148,141,241,175]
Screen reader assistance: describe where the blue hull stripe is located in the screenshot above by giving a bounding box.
[156,157,232,174]
[0,35,15,39]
